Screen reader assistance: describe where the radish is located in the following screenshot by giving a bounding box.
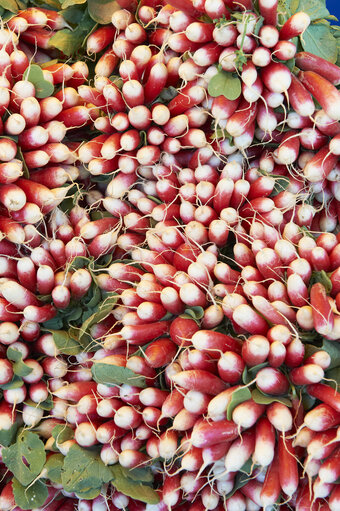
[299,70,340,121]
[191,418,238,448]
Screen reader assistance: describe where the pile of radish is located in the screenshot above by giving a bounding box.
[0,0,339,509]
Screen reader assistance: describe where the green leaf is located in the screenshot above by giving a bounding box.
[0,374,24,390]
[242,362,268,385]
[61,3,86,24]
[88,0,120,23]
[61,444,112,494]
[0,0,18,12]
[125,466,154,483]
[269,175,290,196]
[48,329,82,355]
[39,59,59,69]
[83,284,101,308]
[252,389,292,407]
[44,453,64,484]
[61,0,86,8]
[180,306,204,321]
[295,0,329,21]
[288,0,299,12]
[278,0,293,24]
[111,465,153,484]
[68,255,93,271]
[42,316,63,330]
[52,424,74,446]
[325,366,340,387]
[92,362,146,388]
[75,487,102,500]
[23,65,54,99]
[302,392,316,410]
[91,210,113,221]
[321,340,340,369]
[110,466,159,505]
[285,57,296,71]
[301,24,338,64]
[0,421,19,447]
[24,395,53,412]
[7,347,25,363]
[208,70,242,101]
[159,86,178,103]
[309,270,332,294]
[49,9,96,56]
[7,347,33,378]
[226,387,252,420]
[17,146,29,178]
[3,431,46,485]
[12,478,48,510]
[225,458,254,499]
[254,16,264,36]
[78,294,118,348]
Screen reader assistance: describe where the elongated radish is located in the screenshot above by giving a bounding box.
[172,369,226,395]
[191,419,238,448]
[299,70,340,121]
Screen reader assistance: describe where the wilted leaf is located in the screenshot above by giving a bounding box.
[88,0,120,24]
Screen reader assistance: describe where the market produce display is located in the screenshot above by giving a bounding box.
[0,0,340,509]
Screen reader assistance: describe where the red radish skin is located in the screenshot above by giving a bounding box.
[191,419,238,448]
[307,383,340,412]
[299,70,340,121]
[172,370,226,395]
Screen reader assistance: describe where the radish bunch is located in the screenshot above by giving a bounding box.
[0,0,339,510]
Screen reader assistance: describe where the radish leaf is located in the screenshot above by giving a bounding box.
[294,0,329,21]
[242,362,268,384]
[116,466,153,483]
[3,431,46,485]
[208,70,242,100]
[252,389,292,407]
[49,9,96,56]
[88,0,120,24]
[226,387,252,420]
[44,453,64,484]
[13,478,48,510]
[301,24,338,63]
[225,458,255,498]
[92,363,147,388]
[48,329,82,355]
[0,375,24,390]
[7,347,33,378]
[23,65,54,99]
[180,306,204,321]
[61,444,112,494]
[321,340,340,369]
[111,465,159,504]
[77,293,118,348]
[0,0,18,13]
[52,425,74,448]
[309,270,332,294]
[0,421,18,447]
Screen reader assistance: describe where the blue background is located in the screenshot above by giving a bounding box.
[327,0,340,21]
